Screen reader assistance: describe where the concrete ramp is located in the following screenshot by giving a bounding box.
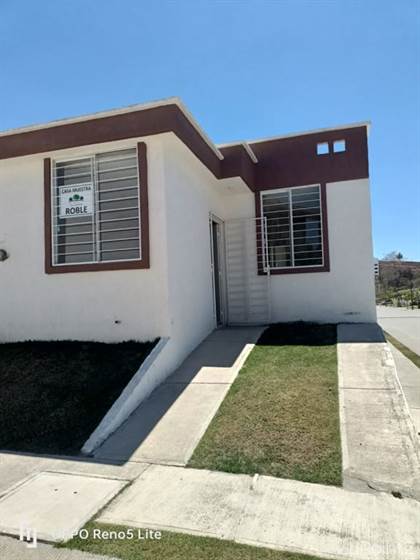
[94,327,263,465]
[338,323,420,499]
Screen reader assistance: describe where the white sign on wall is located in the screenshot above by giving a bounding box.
[59,183,94,218]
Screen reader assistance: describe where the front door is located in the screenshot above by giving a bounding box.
[210,218,225,325]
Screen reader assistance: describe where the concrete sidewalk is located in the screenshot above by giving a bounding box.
[94,327,263,465]
[0,327,263,550]
[99,463,420,560]
[0,451,151,546]
[0,535,116,560]
[338,323,420,499]
[389,342,420,434]
[0,451,149,500]
[2,321,420,560]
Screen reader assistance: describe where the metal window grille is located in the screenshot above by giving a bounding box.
[52,147,141,266]
[261,185,323,269]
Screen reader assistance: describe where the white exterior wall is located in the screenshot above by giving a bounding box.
[0,128,377,452]
[0,136,170,343]
[0,132,376,346]
[160,136,236,361]
[215,178,376,324]
[268,179,377,323]
[81,136,252,452]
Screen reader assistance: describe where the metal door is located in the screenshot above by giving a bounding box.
[224,217,271,325]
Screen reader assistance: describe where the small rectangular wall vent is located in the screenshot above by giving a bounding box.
[316,142,329,155]
[333,139,346,153]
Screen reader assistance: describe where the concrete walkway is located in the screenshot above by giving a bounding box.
[338,323,420,499]
[94,327,263,465]
[2,323,420,560]
[0,327,262,550]
[0,535,116,560]
[99,463,420,560]
[0,452,150,501]
[377,305,420,355]
[0,451,151,546]
[0,471,126,542]
[389,342,420,434]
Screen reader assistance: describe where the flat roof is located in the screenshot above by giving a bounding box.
[218,121,371,149]
[0,96,225,161]
[0,97,370,158]
[0,98,370,189]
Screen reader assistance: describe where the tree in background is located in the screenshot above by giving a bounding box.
[383,251,404,261]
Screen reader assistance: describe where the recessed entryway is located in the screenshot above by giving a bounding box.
[210,214,226,326]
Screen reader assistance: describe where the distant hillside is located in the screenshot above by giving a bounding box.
[376,260,420,307]
[379,260,420,273]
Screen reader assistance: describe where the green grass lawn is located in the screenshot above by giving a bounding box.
[384,331,420,369]
[189,322,341,486]
[60,521,323,560]
[0,339,156,454]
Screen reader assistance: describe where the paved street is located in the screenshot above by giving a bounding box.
[377,305,420,354]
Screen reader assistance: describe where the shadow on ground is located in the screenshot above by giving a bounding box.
[0,339,157,456]
[0,322,386,468]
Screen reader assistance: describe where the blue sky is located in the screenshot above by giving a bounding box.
[1,1,419,259]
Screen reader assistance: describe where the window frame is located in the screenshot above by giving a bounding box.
[44,142,150,274]
[258,183,330,275]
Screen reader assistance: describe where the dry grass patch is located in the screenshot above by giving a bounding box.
[189,323,341,486]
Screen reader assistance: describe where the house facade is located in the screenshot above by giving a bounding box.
[0,98,376,363]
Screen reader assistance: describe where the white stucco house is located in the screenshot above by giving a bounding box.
[0,98,376,443]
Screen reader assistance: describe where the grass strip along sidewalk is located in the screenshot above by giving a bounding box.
[60,521,324,560]
[189,322,342,486]
[384,331,420,369]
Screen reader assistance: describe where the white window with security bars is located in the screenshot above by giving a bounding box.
[52,147,141,265]
[261,185,324,269]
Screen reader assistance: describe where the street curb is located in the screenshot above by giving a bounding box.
[385,343,420,463]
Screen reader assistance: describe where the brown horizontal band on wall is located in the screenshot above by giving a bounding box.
[3,104,222,181]
[1,102,369,191]
[43,142,150,274]
[250,126,369,190]
[255,182,330,276]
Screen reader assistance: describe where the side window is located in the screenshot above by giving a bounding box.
[261,185,323,269]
